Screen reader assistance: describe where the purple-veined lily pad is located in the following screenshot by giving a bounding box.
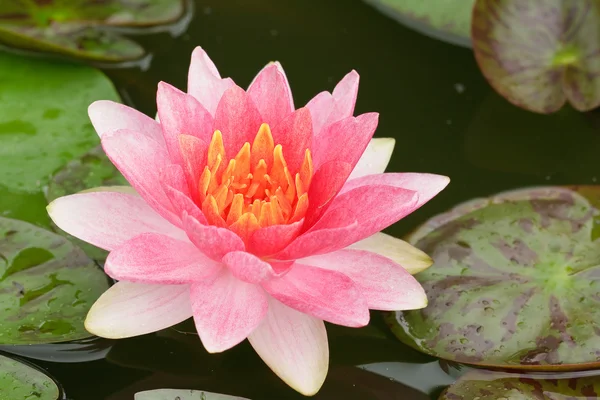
[0,0,186,62]
[472,0,600,114]
[386,186,600,370]
[440,369,600,399]
[0,353,62,400]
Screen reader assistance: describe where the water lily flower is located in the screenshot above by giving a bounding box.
[47,47,449,396]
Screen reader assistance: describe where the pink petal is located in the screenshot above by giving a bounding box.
[102,129,180,227]
[248,298,328,396]
[187,47,235,116]
[213,86,263,157]
[222,251,275,284]
[270,107,313,173]
[247,63,294,127]
[85,281,192,339]
[105,233,222,284]
[176,136,207,204]
[299,249,427,310]
[247,219,304,257]
[348,138,395,180]
[190,270,268,352]
[163,184,207,225]
[160,164,191,198]
[47,190,187,251]
[312,113,379,171]
[262,263,369,327]
[156,82,213,164]
[88,100,164,144]
[304,161,353,228]
[183,213,245,260]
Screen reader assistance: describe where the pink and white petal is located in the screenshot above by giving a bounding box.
[160,164,191,198]
[178,135,208,204]
[304,161,353,227]
[88,100,164,144]
[105,233,222,284]
[102,129,180,226]
[247,219,304,257]
[305,91,333,138]
[213,86,263,156]
[262,263,369,327]
[348,138,395,180]
[348,232,433,275]
[183,213,245,260]
[312,113,379,171]
[47,190,187,251]
[156,82,213,164]
[248,298,328,396]
[85,281,192,339]
[222,251,275,284]
[299,249,428,310]
[247,63,294,126]
[163,185,207,224]
[190,270,268,353]
[187,47,235,115]
[270,107,313,173]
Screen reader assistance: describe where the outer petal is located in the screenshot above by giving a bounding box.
[88,100,164,144]
[248,298,328,396]
[156,82,213,164]
[102,129,180,226]
[183,213,245,260]
[47,190,187,251]
[187,47,235,115]
[270,107,313,173]
[262,263,369,327]
[348,138,395,180]
[85,281,192,339]
[348,232,433,275]
[190,270,268,353]
[299,249,427,310]
[213,86,263,157]
[105,233,222,284]
[222,251,275,284]
[247,62,294,127]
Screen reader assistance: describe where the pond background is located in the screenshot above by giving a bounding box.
[6,0,600,398]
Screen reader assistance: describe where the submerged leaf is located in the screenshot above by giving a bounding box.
[472,0,600,113]
[388,187,600,370]
[135,389,249,400]
[0,354,61,400]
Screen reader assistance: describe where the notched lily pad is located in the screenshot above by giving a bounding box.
[0,353,62,400]
[387,186,600,370]
[135,389,249,400]
[0,0,186,62]
[0,216,110,344]
[441,369,600,399]
[472,0,600,113]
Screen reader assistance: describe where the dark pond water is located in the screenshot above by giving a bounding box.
[6,0,600,399]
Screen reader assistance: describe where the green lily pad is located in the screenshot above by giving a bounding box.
[472,0,600,113]
[364,0,474,47]
[440,369,600,399]
[0,216,110,344]
[0,51,119,192]
[387,186,600,370]
[0,353,61,400]
[135,389,249,400]
[0,0,185,62]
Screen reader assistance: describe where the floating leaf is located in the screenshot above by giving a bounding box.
[364,0,474,47]
[387,186,600,370]
[135,389,249,400]
[0,51,119,192]
[0,216,110,344]
[0,353,62,400]
[472,0,600,113]
[441,369,600,399]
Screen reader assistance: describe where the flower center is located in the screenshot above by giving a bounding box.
[198,123,313,237]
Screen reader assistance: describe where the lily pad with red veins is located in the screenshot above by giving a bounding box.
[472,0,600,114]
[0,0,186,62]
[386,186,600,370]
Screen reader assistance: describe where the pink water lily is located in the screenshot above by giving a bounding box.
[47,47,449,396]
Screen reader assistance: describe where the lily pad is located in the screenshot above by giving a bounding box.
[0,0,186,62]
[472,0,600,113]
[387,186,600,370]
[0,353,62,400]
[364,0,474,48]
[135,389,249,400]
[0,216,110,344]
[441,369,600,399]
[0,51,120,192]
